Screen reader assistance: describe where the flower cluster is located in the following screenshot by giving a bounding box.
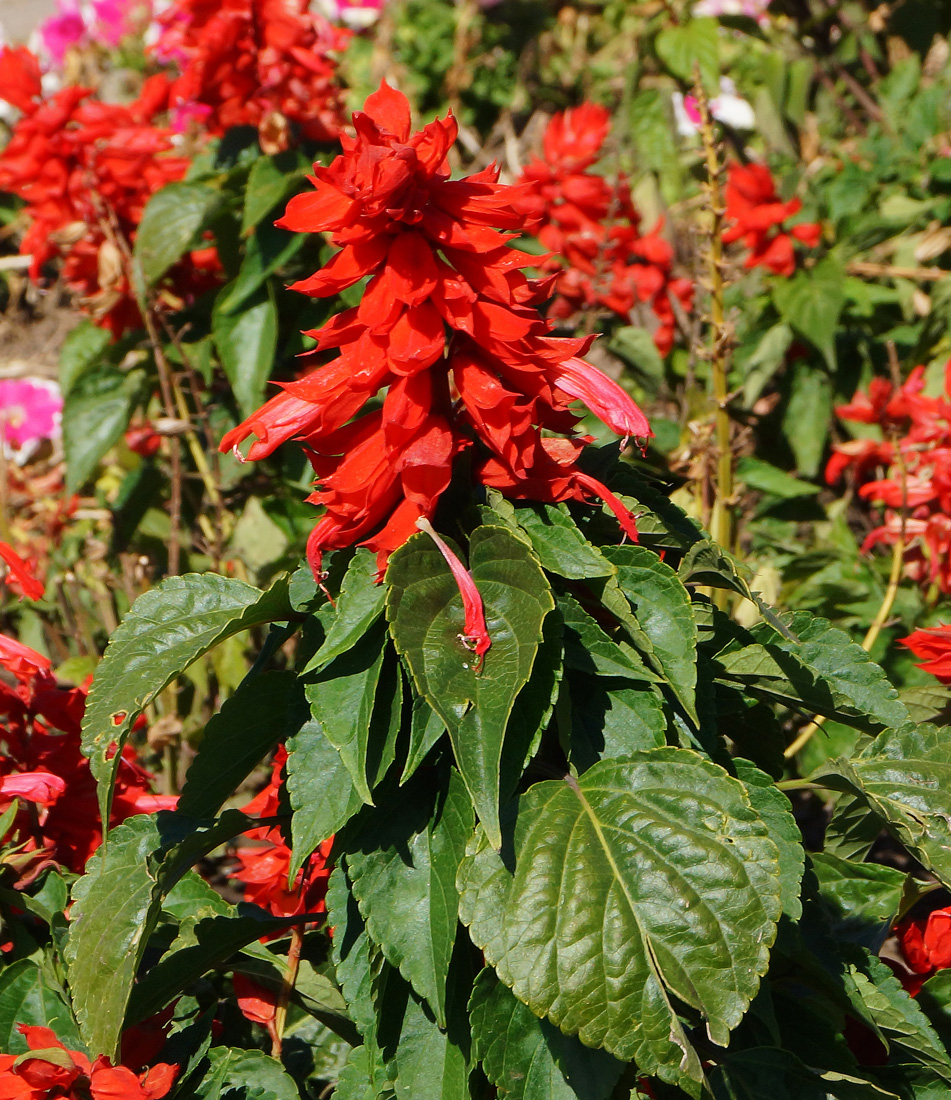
[38,0,152,65]
[892,905,951,996]
[221,83,650,589]
[154,0,351,151]
[517,102,693,356]
[826,360,951,594]
[231,746,333,923]
[0,1026,175,1100]
[0,632,176,877]
[0,46,221,337]
[723,162,821,277]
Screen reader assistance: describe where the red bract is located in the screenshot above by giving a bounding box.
[0,50,221,337]
[221,83,650,596]
[901,625,951,682]
[722,162,821,277]
[0,634,175,875]
[892,906,951,996]
[517,103,693,356]
[827,360,951,594]
[154,0,351,152]
[0,542,44,601]
[0,1026,176,1100]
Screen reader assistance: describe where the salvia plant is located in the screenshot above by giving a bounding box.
[6,3,951,1100]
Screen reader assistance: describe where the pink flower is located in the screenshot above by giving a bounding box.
[38,2,88,64]
[693,0,772,24]
[0,378,62,463]
[0,771,66,806]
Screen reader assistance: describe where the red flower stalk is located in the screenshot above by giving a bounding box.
[828,360,951,594]
[0,634,175,875]
[416,518,491,667]
[0,1026,176,1100]
[722,162,821,277]
[0,49,222,337]
[517,103,693,356]
[221,82,651,593]
[154,0,351,152]
[0,542,44,601]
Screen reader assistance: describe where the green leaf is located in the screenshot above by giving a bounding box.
[305,622,390,806]
[82,572,291,823]
[813,724,951,885]
[392,986,471,1100]
[655,17,719,91]
[678,540,753,597]
[560,594,660,683]
[513,504,614,580]
[64,815,163,1059]
[401,692,446,785]
[810,852,905,936]
[710,1048,898,1100]
[216,221,307,315]
[783,361,833,478]
[735,458,820,501]
[772,257,845,371]
[347,770,474,1026]
[134,181,222,286]
[305,549,387,673]
[0,961,82,1054]
[386,526,553,848]
[734,760,804,920]
[213,284,278,418]
[194,1047,301,1100]
[59,321,111,397]
[241,153,306,236]
[602,545,698,722]
[178,669,296,818]
[287,718,364,879]
[900,685,951,725]
[469,968,623,1099]
[609,325,665,381]
[457,750,782,1084]
[566,676,666,772]
[63,366,143,493]
[334,1046,389,1100]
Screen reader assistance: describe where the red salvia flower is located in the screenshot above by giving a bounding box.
[417,518,491,668]
[891,906,951,996]
[517,103,693,356]
[0,542,44,601]
[901,625,951,682]
[0,1027,176,1100]
[221,83,650,628]
[722,161,821,277]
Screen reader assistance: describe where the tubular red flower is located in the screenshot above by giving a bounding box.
[550,357,651,443]
[0,541,45,601]
[416,518,491,668]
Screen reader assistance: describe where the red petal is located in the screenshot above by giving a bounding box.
[388,302,445,374]
[289,237,390,297]
[362,80,412,143]
[386,232,438,306]
[276,180,356,234]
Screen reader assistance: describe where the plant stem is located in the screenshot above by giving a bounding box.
[695,77,734,608]
[271,923,304,1060]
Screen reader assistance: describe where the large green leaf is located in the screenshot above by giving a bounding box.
[305,549,387,673]
[63,366,144,493]
[710,1048,899,1100]
[287,718,364,878]
[82,572,291,823]
[212,284,278,418]
[513,504,614,580]
[386,526,553,848]
[559,594,660,683]
[810,852,906,943]
[305,622,393,806]
[457,750,782,1084]
[193,1047,301,1100]
[392,986,471,1100]
[178,669,296,818]
[134,181,221,286]
[602,545,698,721]
[59,321,111,397]
[772,257,845,370]
[241,151,307,236]
[347,770,473,1026]
[0,961,82,1054]
[566,675,666,772]
[469,968,623,1100]
[812,724,951,885]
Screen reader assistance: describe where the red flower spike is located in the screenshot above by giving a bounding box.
[222,83,651,577]
[415,519,491,669]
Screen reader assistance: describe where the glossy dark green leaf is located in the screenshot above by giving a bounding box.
[710,1048,896,1100]
[401,691,446,784]
[287,718,363,878]
[0,961,82,1054]
[241,152,307,235]
[178,669,296,819]
[305,549,387,673]
[560,594,660,683]
[810,853,905,936]
[134,181,221,285]
[603,545,698,721]
[393,988,471,1100]
[82,572,291,823]
[566,675,665,772]
[63,366,143,492]
[469,968,623,1099]
[212,283,278,418]
[215,221,307,314]
[513,503,614,580]
[193,1046,301,1100]
[386,526,553,848]
[347,770,473,1026]
[457,750,782,1085]
[678,540,753,597]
